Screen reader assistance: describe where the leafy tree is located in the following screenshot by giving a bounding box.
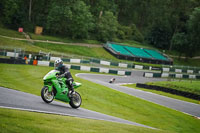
[187,7,200,57]
[0,0,25,29]
[130,24,144,42]
[171,33,188,59]
[83,0,117,17]
[46,0,93,39]
[69,0,94,39]
[147,20,172,49]
[95,11,118,42]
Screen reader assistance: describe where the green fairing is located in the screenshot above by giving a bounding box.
[43,70,81,102]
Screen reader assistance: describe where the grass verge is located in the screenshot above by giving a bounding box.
[0,27,25,38]
[123,84,200,104]
[0,64,200,133]
[34,42,118,60]
[147,80,200,95]
[0,36,48,53]
[0,108,162,133]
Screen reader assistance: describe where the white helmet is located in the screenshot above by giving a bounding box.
[54,58,63,67]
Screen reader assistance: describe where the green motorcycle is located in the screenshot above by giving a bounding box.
[41,70,82,109]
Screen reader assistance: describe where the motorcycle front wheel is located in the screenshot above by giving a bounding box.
[69,91,82,109]
[41,86,54,103]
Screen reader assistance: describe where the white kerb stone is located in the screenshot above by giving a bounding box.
[100,61,110,66]
[6,52,19,57]
[135,65,143,69]
[175,69,182,73]
[163,68,170,72]
[187,70,193,74]
[70,59,81,63]
[80,66,91,71]
[99,68,109,73]
[175,74,183,78]
[161,73,169,78]
[189,75,196,79]
[118,63,128,68]
[37,61,50,66]
[50,57,60,61]
[145,73,153,78]
[118,71,125,75]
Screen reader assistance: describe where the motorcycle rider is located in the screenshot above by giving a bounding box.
[54,58,75,96]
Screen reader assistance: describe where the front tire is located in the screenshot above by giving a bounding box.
[69,91,82,109]
[41,86,54,103]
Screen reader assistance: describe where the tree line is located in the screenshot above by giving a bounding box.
[0,0,200,58]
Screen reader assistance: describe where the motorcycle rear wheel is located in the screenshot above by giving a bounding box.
[41,86,54,103]
[69,91,82,109]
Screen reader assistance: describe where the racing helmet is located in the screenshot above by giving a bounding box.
[54,58,63,68]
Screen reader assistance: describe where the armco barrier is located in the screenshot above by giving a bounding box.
[144,72,200,79]
[0,58,132,76]
[162,67,200,74]
[136,83,200,100]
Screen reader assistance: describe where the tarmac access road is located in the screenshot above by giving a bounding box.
[76,73,200,117]
[0,86,154,129]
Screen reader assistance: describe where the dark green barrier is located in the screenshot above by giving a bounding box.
[182,69,187,73]
[109,70,118,74]
[125,71,131,75]
[143,65,149,70]
[183,75,189,79]
[62,58,70,62]
[136,83,200,100]
[91,68,100,72]
[153,73,161,77]
[90,59,100,64]
[71,65,81,70]
[170,68,175,72]
[110,62,118,66]
[80,60,90,64]
[0,52,6,56]
[49,62,54,67]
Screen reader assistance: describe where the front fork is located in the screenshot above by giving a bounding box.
[44,85,53,93]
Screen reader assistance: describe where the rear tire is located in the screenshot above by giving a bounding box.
[69,91,82,109]
[41,86,54,103]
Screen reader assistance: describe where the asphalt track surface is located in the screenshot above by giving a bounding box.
[0,86,154,129]
[76,72,200,117]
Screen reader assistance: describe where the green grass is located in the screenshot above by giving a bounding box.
[124,84,200,104]
[146,80,200,95]
[34,42,118,60]
[0,108,162,133]
[30,33,101,45]
[0,27,25,38]
[0,36,49,53]
[0,64,200,133]
[173,58,200,67]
